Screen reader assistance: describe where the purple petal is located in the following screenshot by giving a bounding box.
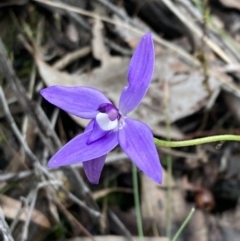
[40,85,111,119]
[119,33,155,115]
[83,155,106,184]
[48,130,118,168]
[118,118,162,183]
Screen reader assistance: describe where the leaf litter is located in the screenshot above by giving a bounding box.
[1,0,240,240]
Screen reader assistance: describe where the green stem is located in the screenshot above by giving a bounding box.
[166,155,172,238]
[154,134,240,148]
[132,163,144,241]
[171,208,195,241]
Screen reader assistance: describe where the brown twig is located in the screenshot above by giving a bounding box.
[61,188,101,219]
[0,81,100,232]
[161,0,231,63]
[108,211,133,241]
[20,181,61,241]
[0,37,59,155]
[2,32,102,217]
[53,46,91,70]
[31,0,199,65]
[0,170,33,182]
[55,200,96,240]
[0,87,39,164]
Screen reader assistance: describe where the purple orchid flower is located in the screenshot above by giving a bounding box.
[40,33,163,184]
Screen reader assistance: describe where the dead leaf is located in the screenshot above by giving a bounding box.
[187,210,208,241]
[141,171,187,235]
[0,195,51,229]
[219,0,240,10]
[112,12,142,49]
[65,24,79,43]
[92,187,132,200]
[34,19,221,139]
[141,170,208,240]
[35,53,221,136]
[220,203,240,232]
[92,19,112,67]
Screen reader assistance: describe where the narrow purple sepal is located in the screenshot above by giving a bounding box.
[119,33,155,115]
[85,120,94,132]
[40,85,111,119]
[83,155,106,184]
[87,120,109,144]
[119,117,162,183]
[48,130,118,168]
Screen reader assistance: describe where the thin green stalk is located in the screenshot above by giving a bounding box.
[132,163,144,241]
[171,208,195,241]
[154,134,240,148]
[166,154,172,238]
[164,84,172,239]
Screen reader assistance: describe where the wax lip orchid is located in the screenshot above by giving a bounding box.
[40,33,163,184]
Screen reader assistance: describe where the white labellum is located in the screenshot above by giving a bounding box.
[96,113,118,131]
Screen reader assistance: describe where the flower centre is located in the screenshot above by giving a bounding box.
[96,103,120,131]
